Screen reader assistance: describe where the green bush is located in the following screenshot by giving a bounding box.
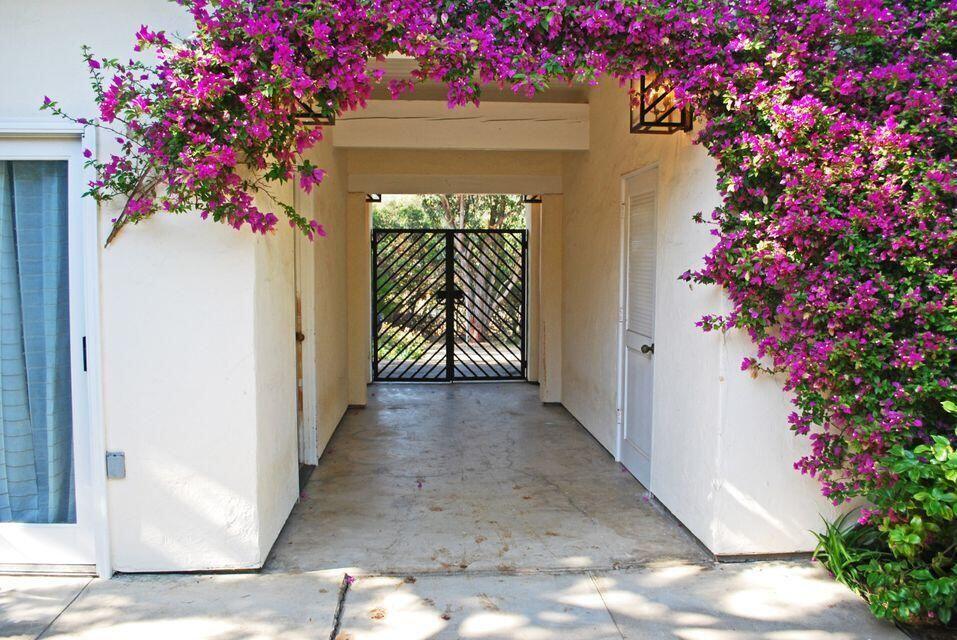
[816,421,957,625]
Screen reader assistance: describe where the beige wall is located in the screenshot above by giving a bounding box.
[561,78,838,554]
[346,149,564,179]
[101,215,268,572]
[0,1,193,119]
[539,196,563,402]
[346,194,371,405]
[308,137,351,452]
[345,149,564,195]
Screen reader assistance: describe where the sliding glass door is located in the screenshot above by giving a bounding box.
[0,137,96,569]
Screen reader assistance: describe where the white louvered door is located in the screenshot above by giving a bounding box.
[620,169,657,488]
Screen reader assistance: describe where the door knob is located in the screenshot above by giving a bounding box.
[640,343,655,354]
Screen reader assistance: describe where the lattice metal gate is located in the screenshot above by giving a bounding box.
[372,229,527,382]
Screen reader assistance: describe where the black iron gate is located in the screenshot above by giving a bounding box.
[372,229,527,382]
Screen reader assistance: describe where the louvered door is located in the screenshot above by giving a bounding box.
[621,169,657,488]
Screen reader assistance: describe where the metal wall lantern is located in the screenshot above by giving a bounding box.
[630,74,693,135]
[295,112,336,126]
[294,99,336,126]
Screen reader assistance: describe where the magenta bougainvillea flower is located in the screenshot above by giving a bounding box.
[43,0,955,624]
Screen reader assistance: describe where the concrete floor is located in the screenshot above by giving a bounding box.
[1,383,908,639]
[267,383,706,574]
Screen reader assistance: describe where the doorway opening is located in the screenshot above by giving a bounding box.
[370,195,528,382]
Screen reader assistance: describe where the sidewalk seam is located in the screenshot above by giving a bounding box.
[589,571,626,640]
[35,578,92,639]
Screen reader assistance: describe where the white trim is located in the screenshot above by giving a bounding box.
[0,118,87,137]
[79,127,111,578]
[616,164,659,484]
[0,121,111,577]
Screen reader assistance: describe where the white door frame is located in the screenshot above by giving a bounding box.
[293,188,319,466]
[0,120,110,576]
[615,164,659,488]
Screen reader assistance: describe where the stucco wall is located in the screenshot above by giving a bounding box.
[102,216,266,571]
[346,193,372,405]
[0,1,300,571]
[562,78,837,554]
[539,196,564,403]
[253,184,300,565]
[308,138,351,452]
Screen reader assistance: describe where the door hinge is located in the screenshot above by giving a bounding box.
[82,336,88,372]
[616,407,623,425]
[618,306,625,323]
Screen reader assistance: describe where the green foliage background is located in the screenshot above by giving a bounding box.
[372,194,526,230]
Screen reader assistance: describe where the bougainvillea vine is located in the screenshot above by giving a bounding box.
[44,0,955,624]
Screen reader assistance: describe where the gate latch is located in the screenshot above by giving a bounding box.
[435,288,465,303]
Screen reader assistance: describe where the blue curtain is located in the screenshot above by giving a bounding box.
[0,160,74,524]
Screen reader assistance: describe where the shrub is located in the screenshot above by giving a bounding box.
[816,422,957,624]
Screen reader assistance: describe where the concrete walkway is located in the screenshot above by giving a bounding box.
[268,383,706,574]
[1,563,905,639]
[1,383,906,639]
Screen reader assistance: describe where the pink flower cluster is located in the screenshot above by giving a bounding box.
[46,0,954,527]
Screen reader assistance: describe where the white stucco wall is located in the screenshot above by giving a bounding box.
[252,184,300,565]
[0,1,300,571]
[102,216,267,571]
[562,78,838,554]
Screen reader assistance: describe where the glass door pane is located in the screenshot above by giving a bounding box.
[0,160,75,524]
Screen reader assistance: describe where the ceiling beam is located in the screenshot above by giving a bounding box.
[346,173,562,195]
[333,100,589,151]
